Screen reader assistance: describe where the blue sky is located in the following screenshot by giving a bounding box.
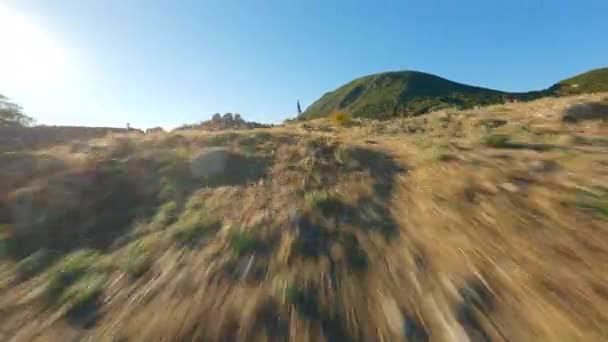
[1,0,607,129]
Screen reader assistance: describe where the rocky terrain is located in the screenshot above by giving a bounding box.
[0,93,607,341]
[175,113,272,132]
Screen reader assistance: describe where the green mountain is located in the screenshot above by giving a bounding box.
[548,67,608,96]
[301,68,607,120]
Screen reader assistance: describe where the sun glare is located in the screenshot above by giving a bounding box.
[0,4,70,89]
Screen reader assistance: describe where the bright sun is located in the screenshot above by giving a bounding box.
[0,4,70,89]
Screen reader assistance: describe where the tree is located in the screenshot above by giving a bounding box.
[211,113,222,122]
[0,95,34,127]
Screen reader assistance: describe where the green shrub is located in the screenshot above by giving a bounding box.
[125,236,159,277]
[170,211,219,246]
[229,231,260,256]
[576,190,608,219]
[481,134,511,148]
[46,249,101,301]
[62,273,106,315]
[149,201,179,230]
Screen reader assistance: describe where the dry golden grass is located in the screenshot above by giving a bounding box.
[0,93,607,341]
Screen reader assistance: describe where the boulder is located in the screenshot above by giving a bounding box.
[189,148,229,179]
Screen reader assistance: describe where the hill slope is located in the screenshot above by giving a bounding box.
[302,71,528,119]
[302,68,608,119]
[548,67,608,96]
[1,93,608,340]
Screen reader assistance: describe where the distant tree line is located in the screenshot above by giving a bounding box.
[0,94,34,127]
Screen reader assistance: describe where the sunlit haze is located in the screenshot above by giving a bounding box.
[0,4,70,89]
[1,0,607,129]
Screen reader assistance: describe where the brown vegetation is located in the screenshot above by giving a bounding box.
[1,93,608,341]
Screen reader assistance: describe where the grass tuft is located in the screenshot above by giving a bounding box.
[125,236,160,277]
[170,211,219,247]
[229,230,261,256]
[62,273,106,317]
[46,249,102,302]
[576,189,608,219]
[481,134,512,148]
[149,201,179,231]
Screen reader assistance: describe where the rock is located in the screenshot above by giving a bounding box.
[479,181,498,194]
[189,148,229,179]
[529,160,557,173]
[222,113,234,124]
[500,182,520,193]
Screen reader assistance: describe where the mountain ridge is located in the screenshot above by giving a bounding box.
[301,67,608,119]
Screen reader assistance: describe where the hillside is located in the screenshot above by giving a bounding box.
[301,68,608,120]
[548,67,608,96]
[0,125,140,152]
[1,93,607,340]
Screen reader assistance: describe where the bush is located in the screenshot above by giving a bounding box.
[62,273,106,316]
[330,111,353,126]
[481,134,511,148]
[46,249,101,301]
[125,236,160,277]
[576,190,608,219]
[229,231,260,256]
[170,211,219,247]
[149,201,179,230]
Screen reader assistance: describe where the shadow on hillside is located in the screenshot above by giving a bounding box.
[500,142,566,152]
[456,277,497,342]
[0,152,67,195]
[288,281,356,342]
[343,147,406,201]
[0,148,275,277]
[0,154,209,273]
[285,145,406,340]
[562,101,608,123]
[0,126,134,152]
